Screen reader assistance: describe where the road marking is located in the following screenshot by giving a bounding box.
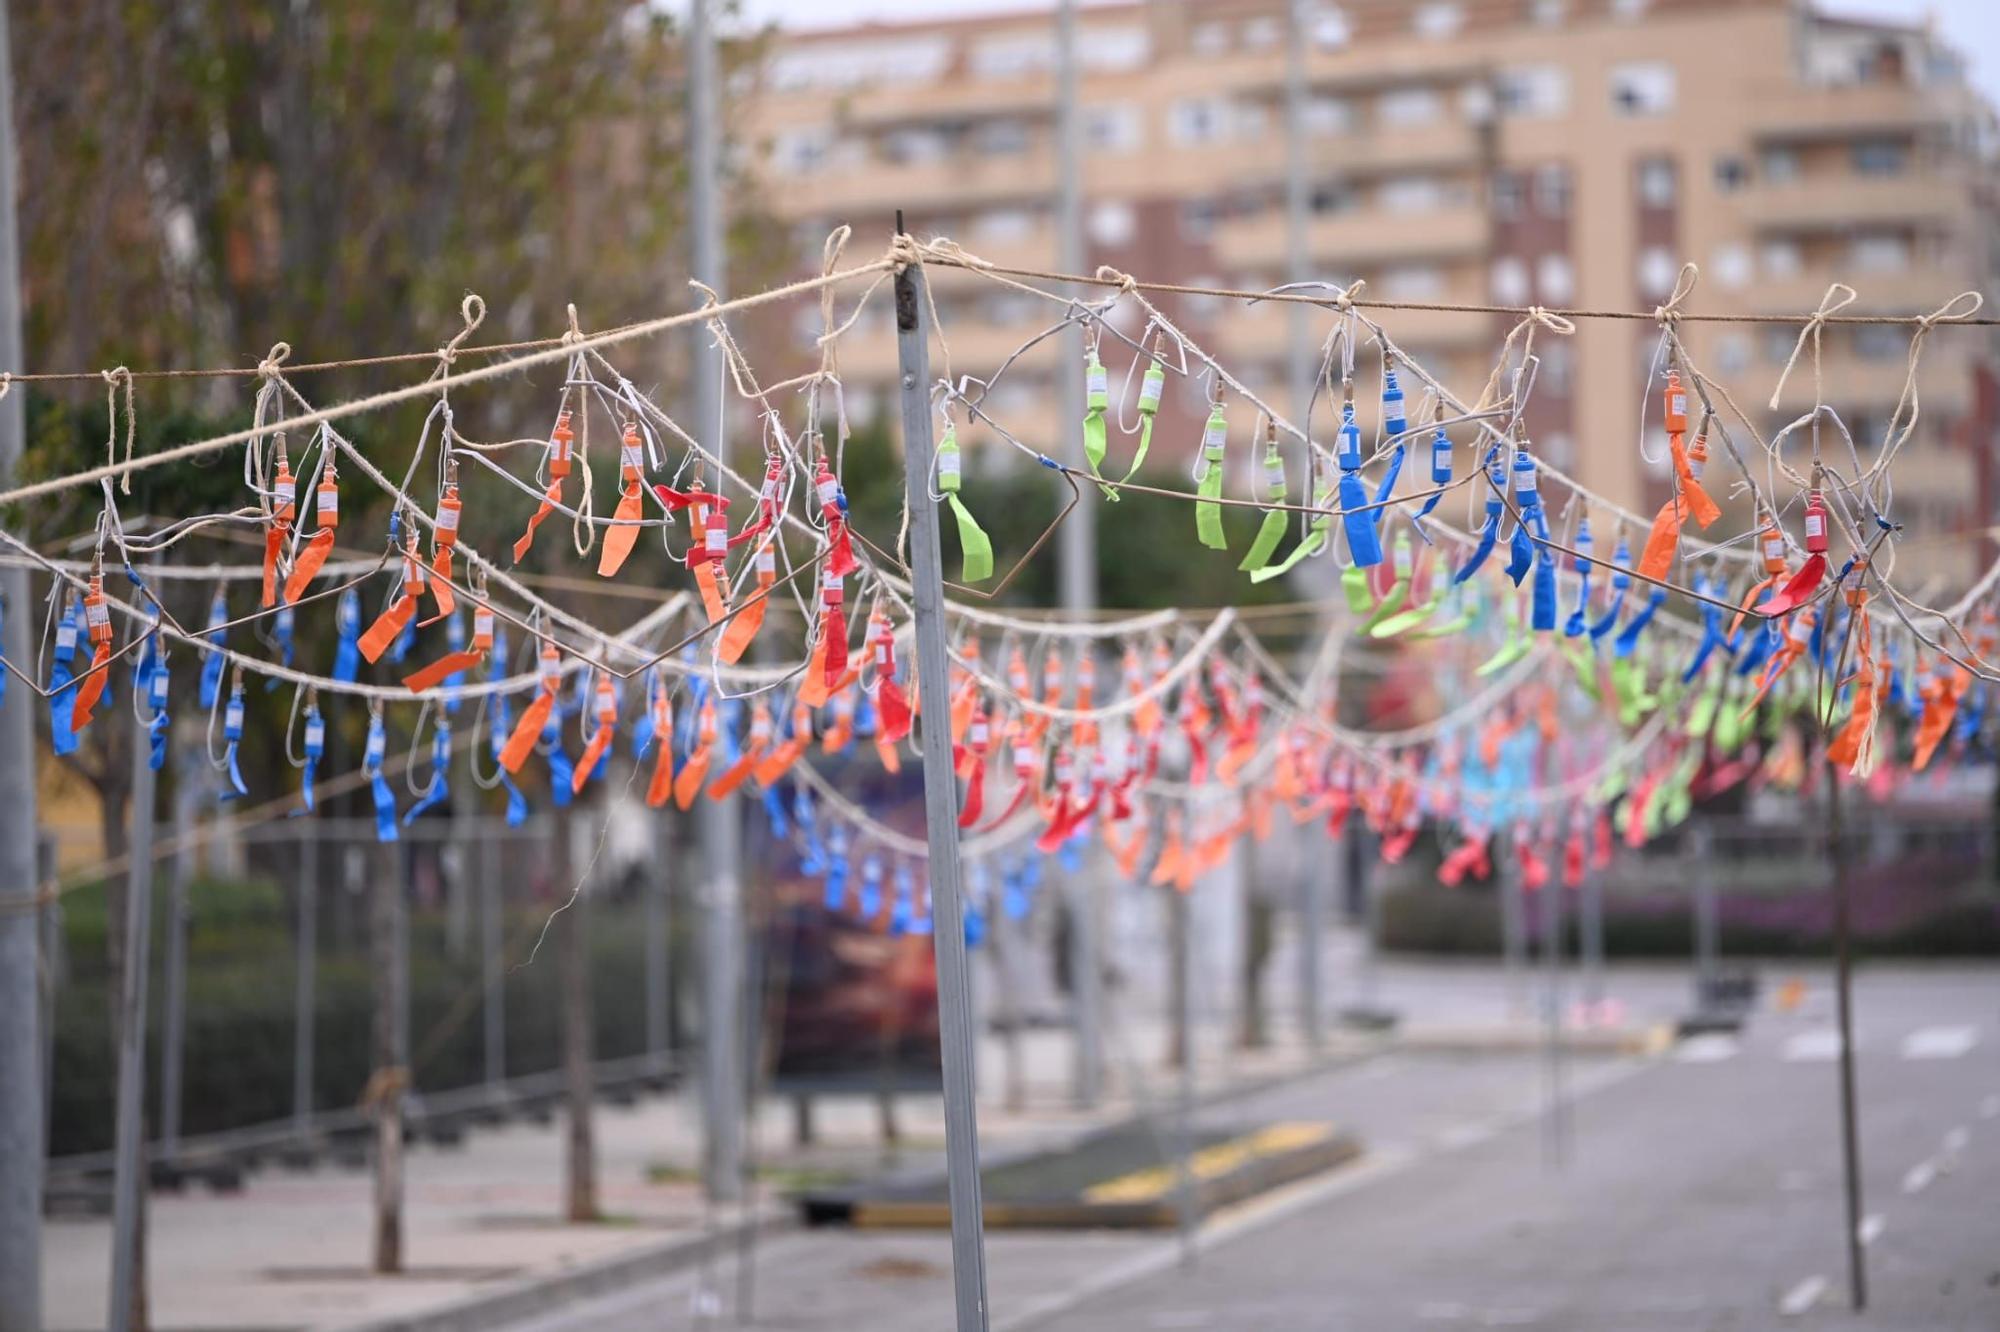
[1780,1276,1827,1316]
[1942,1126,1969,1154]
[1675,1034,1740,1063]
[1901,1160,1936,1195]
[1783,1030,1843,1062]
[1900,1025,1979,1060]
[1859,1213,1885,1246]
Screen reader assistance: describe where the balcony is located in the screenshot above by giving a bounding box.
[1211,300,1491,362]
[1735,172,1971,234]
[766,145,1059,220]
[1748,82,1981,142]
[1212,203,1488,271]
[1737,265,1983,320]
[1765,347,1976,415]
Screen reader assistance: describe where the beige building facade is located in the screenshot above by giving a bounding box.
[743,0,1999,588]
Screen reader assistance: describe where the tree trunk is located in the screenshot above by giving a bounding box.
[559,817,598,1222]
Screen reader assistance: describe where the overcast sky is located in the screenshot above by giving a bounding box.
[732,1,2000,107]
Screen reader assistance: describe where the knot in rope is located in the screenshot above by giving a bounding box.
[1767,282,1856,411]
[1652,262,1699,327]
[561,303,583,347]
[887,232,924,273]
[1525,306,1577,336]
[257,342,292,379]
[102,366,136,494]
[435,293,486,373]
[1093,264,1138,297]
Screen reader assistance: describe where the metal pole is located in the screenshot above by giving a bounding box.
[895,242,992,1332]
[1578,866,1605,1018]
[1828,760,1867,1310]
[1691,824,1718,1016]
[645,816,671,1070]
[109,720,159,1332]
[1171,860,1198,1273]
[689,0,743,1209]
[372,842,407,1274]
[1540,862,1567,1169]
[0,0,45,1316]
[293,823,319,1141]
[1499,835,1526,1019]
[1054,0,1103,1113]
[481,831,505,1093]
[158,822,190,1157]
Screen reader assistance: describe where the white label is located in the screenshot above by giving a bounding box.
[622,443,643,472]
[474,608,494,639]
[1395,543,1412,576]
[86,599,109,630]
[938,450,962,484]
[551,431,571,461]
[277,606,294,631]
[1669,391,1686,419]
[1014,743,1035,769]
[305,717,325,749]
[597,680,615,712]
[970,719,989,746]
[275,478,296,506]
[366,729,386,762]
[1805,513,1824,539]
[1202,415,1227,451]
[225,697,244,732]
[823,571,843,594]
[1515,471,1537,499]
[1139,373,1163,411]
[405,557,426,588]
[57,622,77,651]
[1765,535,1785,561]
[1087,365,1107,397]
[150,672,170,706]
[706,523,728,554]
[756,547,776,575]
[319,489,338,519]
[1688,451,1705,480]
[875,639,893,667]
[436,503,459,533]
[817,475,840,507]
[1264,458,1286,490]
[752,714,771,742]
[1433,437,1452,465]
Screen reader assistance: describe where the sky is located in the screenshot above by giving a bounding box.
[733,0,2000,108]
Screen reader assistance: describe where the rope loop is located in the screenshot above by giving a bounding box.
[1653,262,1699,327]
[1767,282,1857,411]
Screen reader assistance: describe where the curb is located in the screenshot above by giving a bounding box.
[335,1209,791,1332]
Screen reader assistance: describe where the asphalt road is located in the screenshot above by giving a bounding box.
[507,965,1998,1332]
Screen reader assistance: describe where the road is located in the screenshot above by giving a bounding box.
[505,965,1999,1332]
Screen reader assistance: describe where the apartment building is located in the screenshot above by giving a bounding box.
[741,0,1999,586]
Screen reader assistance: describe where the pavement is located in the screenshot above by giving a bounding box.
[40,943,1996,1331]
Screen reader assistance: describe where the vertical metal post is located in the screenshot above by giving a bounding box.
[293,824,319,1140]
[1691,824,1718,1015]
[371,842,407,1274]
[1054,0,1102,1113]
[1577,867,1605,1018]
[645,817,671,1070]
[1499,836,1526,1018]
[0,0,45,1317]
[895,243,991,1332]
[1539,861,1567,1169]
[158,826,190,1157]
[689,0,743,1209]
[109,720,159,1332]
[1827,761,1867,1311]
[481,831,505,1093]
[1171,853,1198,1273]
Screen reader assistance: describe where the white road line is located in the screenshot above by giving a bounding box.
[1859,1213,1885,1246]
[1780,1276,1828,1316]
[1674,1034,1740,1063]
[1435,1123,1496,1151]
[1900,1160,1936,1195]
[1900,1025,1980,1060]
[1942,1126,1970,1154]
[1782,1030,1843,1062]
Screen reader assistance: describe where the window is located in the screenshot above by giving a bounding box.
[1243,16,1281,49]
[1531,0,1567,24]
[972,207,1036,242]
[1712,242,1752,289]
[1611,0,1650,17]
[1541,432,1576,469]
[1492,170,1526,221]
[1085,103,1142,153]
[1713,155,1749,193]
[1610,61,1676,117]
[1852,138,1908,176]
[1088,201,1136,247]
[971,33,1054,80]
[973,119,1029,156]
[1637,245,1677,299]
[883,126,951,165]
[1179,199,1221,241]
[1379,175,1444,213]
[1309,180,1355,215]
[1169,97,1230,145]
[1759,145,1800,183]
[1381,264,1445,300]
[1413,3,1464,39]
[1495,65,1569,119]
[773,128,832,175]
[1380,87,1443,128]
[1304,95,1354,136]
[1536,253,1575,303]
[1764,325,1797,364]
[1191,21,1231,56]
[1082,26,1151,73]
[1854,326,1901,361]
[1310,7,1352,49]
[1181,277,1227,321]
[1850,232,1910,272]
[1760,238,1803,278]
[1636,155,1678,208]
[1234,100,1271,141]
[1539,343,1573,393]
[1534,163,1572,215]
[1715,334,1751,376]
[1491,256,1530,305]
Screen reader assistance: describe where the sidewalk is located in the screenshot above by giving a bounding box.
[41,935,1679,1330]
